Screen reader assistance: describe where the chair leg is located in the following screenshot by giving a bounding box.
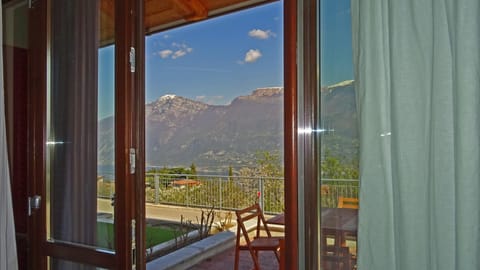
[234,226,242,270]
[249,250,261,270]
[274,250,280,262]
[279,238,285,270]
[234,246,240,270]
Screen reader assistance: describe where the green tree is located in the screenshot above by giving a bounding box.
[190,163,197,179]
[256,150,284,177]
[321,150,359,179]
[237,150,285,212]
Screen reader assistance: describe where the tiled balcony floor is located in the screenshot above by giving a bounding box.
[187,241,357,270]
[188,246,279,270]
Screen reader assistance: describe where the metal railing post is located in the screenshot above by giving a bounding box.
[258,177,264,212]
[109,176,114,198]
[186,184,190,207]
[219,177,223,210]
[154,175,159,204]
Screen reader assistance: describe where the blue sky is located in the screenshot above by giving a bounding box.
[145,2,284,105]
[98,0,353,120]
[320,0,354,86]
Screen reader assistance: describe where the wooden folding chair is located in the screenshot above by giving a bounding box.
[335,197,359,269]
[321,228,352,270]
[234,203,283,270]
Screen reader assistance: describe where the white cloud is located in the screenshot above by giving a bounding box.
[172,42,191,50]
[172,50,187,59]
[244,49,262,63]
[157,42,193,59]
[159,50,173,58]
[171,43,193,59]
[248,29,276,39]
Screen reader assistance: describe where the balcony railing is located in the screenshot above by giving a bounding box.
[320,179,359,208]
[98,173,359,214]
[143,174,284,214]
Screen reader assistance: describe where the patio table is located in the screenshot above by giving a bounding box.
[321,208,358,233]
[266,209,358,269]
[266,208,358,232]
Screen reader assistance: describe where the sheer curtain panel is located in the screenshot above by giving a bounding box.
[352,0,480,269]
[0,4,18,270]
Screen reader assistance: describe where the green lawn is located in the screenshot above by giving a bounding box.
[97,222,177,249]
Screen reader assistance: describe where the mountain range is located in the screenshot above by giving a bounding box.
[98,80,357,174]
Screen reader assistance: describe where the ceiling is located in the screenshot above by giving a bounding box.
[100,0,276,45]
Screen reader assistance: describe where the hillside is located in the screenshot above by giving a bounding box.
[98,82,357,173]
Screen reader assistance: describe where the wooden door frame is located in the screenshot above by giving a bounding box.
[300,0,320,269]
[27,0,145,268]
[283,0,299,269]
[284,0,319,269]
[27,0,47,267]
[133,0,146,268]
[114,0,146,268]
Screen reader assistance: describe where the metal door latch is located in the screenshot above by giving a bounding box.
[130,148,136,174]
[28,195,41,216]
[129,47,136,73]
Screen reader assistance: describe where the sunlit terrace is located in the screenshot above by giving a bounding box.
[97,174,359,269]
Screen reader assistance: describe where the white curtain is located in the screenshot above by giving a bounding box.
[0,4,18,270]
[352,0,480,269]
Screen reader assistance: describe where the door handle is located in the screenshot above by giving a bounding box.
[28,195,41,216]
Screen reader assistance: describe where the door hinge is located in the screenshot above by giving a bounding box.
[28,0,38,8]
[129,148,136,174]
[28,195,41,216]
[131,219,136,269]
[129,47,136,73]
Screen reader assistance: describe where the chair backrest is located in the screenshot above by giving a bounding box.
[337,196,359,209]
[235,203,272,244]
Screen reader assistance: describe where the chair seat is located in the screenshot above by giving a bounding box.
[250,237,281,250]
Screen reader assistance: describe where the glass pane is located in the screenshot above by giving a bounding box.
[319,0,358,269]
[49,257,109,270]
[46,0,115,250]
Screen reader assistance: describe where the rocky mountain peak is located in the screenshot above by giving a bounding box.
[251,87,283,97]
[234,87,284,103]
[323,80,355,91]
[159,94,177,101]
[147,94,209,119]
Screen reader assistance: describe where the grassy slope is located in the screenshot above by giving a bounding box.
[97,222,177,249]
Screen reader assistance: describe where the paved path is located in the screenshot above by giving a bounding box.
[187,246,280,270]
[97,198,235,224]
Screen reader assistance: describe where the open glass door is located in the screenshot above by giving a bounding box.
[44,0,117,268]
[28,0,145,268]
